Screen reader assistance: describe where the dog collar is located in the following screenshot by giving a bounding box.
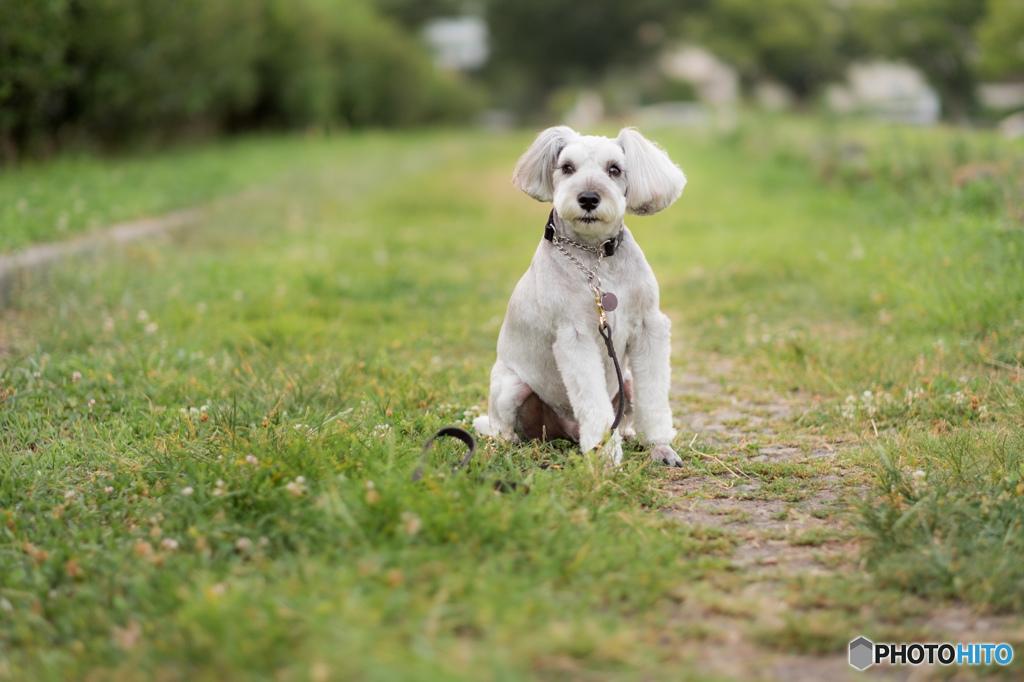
[543,210,619,257]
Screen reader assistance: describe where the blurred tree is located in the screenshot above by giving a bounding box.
[847,0,988,121]
[69,0,263,141]
[683,0,847,98]
[484,0,704,112]
[0,0,73,157]
[0,0,479,159]
[371,0,471,29]
[975,0,1024,80]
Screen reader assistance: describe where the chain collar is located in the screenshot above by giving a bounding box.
[542,210,620,327]
[543,210,619,257]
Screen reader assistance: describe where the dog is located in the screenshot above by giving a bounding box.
[473,126,686,467]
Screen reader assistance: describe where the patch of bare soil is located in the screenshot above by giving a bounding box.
[661,352,1018,681]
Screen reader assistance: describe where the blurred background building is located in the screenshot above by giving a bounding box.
[2,0,1024,161]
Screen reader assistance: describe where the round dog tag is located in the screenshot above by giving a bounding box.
[600,291,618,312]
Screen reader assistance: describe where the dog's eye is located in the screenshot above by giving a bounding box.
[608,165,621,177]
[561,164,575,175]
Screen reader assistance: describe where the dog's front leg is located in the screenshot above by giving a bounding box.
[628,311,683,467]
[552,324,622,466]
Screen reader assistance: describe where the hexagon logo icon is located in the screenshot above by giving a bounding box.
[849,636,874,670]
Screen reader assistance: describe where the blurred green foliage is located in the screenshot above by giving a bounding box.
[0,0,480,159]
[3,0,1023,159]
[846,0,989,121]
[483,0,691,110]
[684,0,848,97]
[976,0,1024,80]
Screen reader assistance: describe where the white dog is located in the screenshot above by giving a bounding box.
[473,126,686,467]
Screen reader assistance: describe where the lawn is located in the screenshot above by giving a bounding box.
[1,118,1022,680]
[0,134,360,254]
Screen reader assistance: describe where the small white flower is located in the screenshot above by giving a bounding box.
[64,490,75,499]
[72,371,82,384]
[911,470,927,491]
[161,538,179,551]
[235,537,252,551]
[181,487,194,496]
[373,424,392,439]
[245,455,258,465]
[144,322,158,334]
[190,407,200,415]
[200,405,208,412]
[400,512,422,536]
[33,371,41,378]
[137,310,149,323]
[284,478,306,496]
[104,486,114,493]
[180,408,188,415]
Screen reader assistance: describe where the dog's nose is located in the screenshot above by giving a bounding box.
[577,191,600,212]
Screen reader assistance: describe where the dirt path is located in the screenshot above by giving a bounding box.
[662,350,1021,680]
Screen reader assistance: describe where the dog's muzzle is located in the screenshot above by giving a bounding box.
[577,191,600,222]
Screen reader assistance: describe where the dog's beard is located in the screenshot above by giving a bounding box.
[554,194,624,238]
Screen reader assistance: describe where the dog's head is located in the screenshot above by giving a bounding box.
[512,126,686,239]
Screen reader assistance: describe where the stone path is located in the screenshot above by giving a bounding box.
[0,208,202,307]
[661,351,1018,680]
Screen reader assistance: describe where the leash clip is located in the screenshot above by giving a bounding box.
[592,285,607,328]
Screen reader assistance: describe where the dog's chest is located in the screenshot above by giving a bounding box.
[597,269,647,340]
[548,253,652,336]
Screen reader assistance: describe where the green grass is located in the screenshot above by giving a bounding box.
[1,117,1023,678]
[0,133,381,254]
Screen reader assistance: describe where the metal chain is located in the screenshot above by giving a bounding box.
[556,235,604,255]
[550,235,606,291]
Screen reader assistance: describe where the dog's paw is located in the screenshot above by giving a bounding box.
[605,439,623,468]
[650,443,683,467]
[590,432,623,468]
[472,415,494,436]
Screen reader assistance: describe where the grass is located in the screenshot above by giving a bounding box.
[0,133,376,254]
[1,116,1023,678]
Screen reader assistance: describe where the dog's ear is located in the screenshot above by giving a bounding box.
[617,127,686,215]
[512,126,578,202]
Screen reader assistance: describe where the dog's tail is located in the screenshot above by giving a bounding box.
[472,415,495,436]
